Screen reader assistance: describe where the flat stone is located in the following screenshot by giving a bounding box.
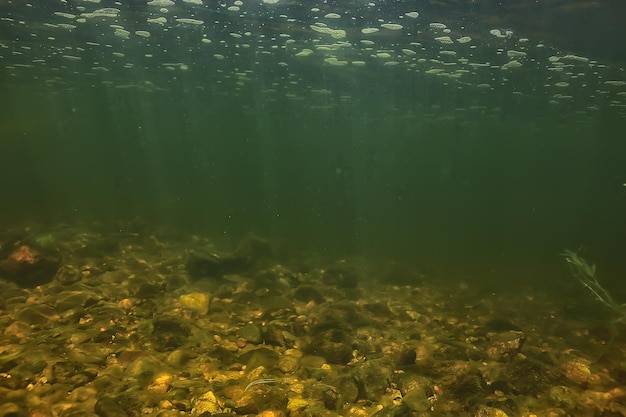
[238,324,263,344]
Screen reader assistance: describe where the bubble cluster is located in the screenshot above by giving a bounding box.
[0,0,623,122]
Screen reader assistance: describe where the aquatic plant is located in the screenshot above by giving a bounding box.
[561,249,626,319]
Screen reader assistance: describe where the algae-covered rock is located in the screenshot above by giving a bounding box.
[547,385,576,410]
[179,292,209,314]
[186,251,251,280]
[402,386,431,412]
[238,323,263,343]
[0,244,60,287]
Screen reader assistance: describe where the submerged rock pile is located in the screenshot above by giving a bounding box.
[0,226,625,417]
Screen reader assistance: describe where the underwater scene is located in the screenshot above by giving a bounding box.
[1,0,626,416]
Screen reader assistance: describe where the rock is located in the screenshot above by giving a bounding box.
[148,372,173,394]
[94,396,129,417]
[55,290,100,312]
[381,341,417,366]
[305,326,353,364]
[192,391,222,415]
[277,356,299,374]
[240,347,279,370]
[446,367,487,400]
[352,358,393,401]
[331,376,359,403]
[152,316,191,349]
[547,386,576,410]
[0,245,60,287]
[503,355,560,395]
[238,324,263,344]
[486,331,525,361]
[293,285,325,304]
[123,356,167,385]
[560,357,591,386]
[235,233,274,266]
[299,355,327,370]
[179,292,210,314]
[131,277,164,298]
[258,320,291,346]
[257,295,293,314]
[186,251,252,280]
[402,386,430,412]
[166,349,195,368]
[394,374,432,397]
[321,261,359,289]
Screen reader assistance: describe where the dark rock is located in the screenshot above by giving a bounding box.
[94,396,131,417]
[352,358,393,401]
[363,302,394,319]
[186,251,252,280]
[486,331,525,361]
[0,245,60,287]
[402,386,431,412]
[489,380,512,395]
[393,374,432,396]
[305,326,353,364]
[447,367,487,402]
[322,387,341,411]
[299,355,327,370]
[166,349,195,368]
[610,363,626,385]
[547,386,576,410]
[322,262,360,289]
[293,285,325,304]
[315,301,374,328]
[239,347,279,370]
[263,320,295,346]
[152,316,191,350]
[235,233,274,266]
[257,296,293,314]
[328,375,359,403]
[53,265,83,286]
[503,355,560,395]
[131,277,164,298]
[56,290,100,312]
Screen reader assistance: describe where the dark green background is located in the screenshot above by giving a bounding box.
[1,0,625,294]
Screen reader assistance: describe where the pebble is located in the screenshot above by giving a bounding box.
[0,226,623,417]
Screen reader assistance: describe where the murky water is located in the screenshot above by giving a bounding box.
[1,3,626,414]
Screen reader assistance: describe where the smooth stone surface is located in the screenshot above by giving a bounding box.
[238,323,262,344]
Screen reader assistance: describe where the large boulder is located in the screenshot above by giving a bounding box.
[0,244,60,287]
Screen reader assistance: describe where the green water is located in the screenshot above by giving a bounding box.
[1,0,625,286]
